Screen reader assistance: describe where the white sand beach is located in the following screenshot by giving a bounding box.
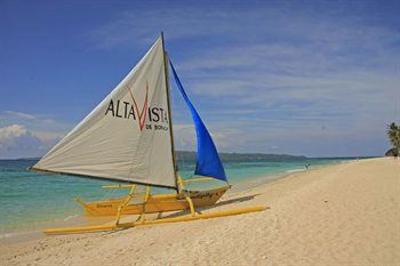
[1,157,399,265]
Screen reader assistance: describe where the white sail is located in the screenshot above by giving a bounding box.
[33,36,177,188]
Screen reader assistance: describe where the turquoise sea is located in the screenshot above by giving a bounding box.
[0,157,352,235]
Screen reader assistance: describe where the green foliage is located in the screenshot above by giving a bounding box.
[387,122,400,156]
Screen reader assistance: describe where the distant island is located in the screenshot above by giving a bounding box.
[176,151,307,162]
[3,152,373,162]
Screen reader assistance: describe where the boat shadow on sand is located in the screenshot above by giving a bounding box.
[98,193,262,235]
[162,193,262,219]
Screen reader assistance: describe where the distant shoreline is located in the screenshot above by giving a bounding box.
[0,152,378,162]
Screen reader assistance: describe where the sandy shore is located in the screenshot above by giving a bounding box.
[1,158,399,265]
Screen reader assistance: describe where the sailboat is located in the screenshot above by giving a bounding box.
[31,33,266,235]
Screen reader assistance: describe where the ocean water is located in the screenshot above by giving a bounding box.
[0,157,350,234]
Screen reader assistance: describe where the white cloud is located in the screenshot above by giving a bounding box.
[3,111,36,120]
[93,2,399,156]
[2,3,397,158]
[0,124,28,140]
[90,7,239,49]
[0,124,47,159]
[0,111,70,158]
[0,110,70,137]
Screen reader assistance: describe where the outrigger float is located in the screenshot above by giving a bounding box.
[30,33,266,235]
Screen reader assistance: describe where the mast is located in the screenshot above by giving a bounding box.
[161,32,179,191]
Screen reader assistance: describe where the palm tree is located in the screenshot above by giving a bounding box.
[387,122,400,157]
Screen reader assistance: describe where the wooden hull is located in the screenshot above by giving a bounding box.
[80,186,229,217]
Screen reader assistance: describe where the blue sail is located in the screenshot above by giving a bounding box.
[169,60,227,182]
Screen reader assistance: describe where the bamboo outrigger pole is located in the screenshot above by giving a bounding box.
[44,205,267,235]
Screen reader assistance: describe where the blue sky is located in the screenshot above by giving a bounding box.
[0,0,399,158]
